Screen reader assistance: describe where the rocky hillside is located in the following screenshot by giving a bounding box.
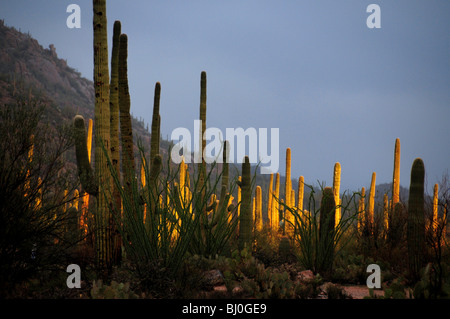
[0,19,156,152]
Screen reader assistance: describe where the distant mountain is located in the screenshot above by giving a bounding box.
[0,20,417,218]
[0,19,162,159]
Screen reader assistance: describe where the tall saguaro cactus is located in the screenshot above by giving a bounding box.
[92,0,113,271]
[118,33,136,195]
[238,156,253,251]
[358,187,366,233]
[109,20,122,263]
[407,158,425,280]
[392,138,401,205]
[255,186,263,232]
[110,20,121,210]
[432,184,439,233]
[195,71,207,218]
[271,172,280,232]
[367,172,376,234]
[333,163,341,228]
[73,0,121,271]
[319,187,336,275]
[267,173,273,227]
[297,175,304,218]
[150,82,161,162]
[284,148,294,236]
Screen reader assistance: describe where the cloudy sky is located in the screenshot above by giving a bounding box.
[1,0,449,194]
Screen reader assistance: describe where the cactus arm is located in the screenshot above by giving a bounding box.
[74,115,98,196]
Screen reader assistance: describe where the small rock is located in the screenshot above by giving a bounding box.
[297,270,314,282]
[232,285,244,296]
[202,269,225,288]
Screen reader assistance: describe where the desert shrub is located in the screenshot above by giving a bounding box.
[0,96,79,297]
[282,184,361,278]
[103,142,239,285]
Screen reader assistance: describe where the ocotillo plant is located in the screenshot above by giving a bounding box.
[238,156,253,251]
[318,187,336,275]
[407,158,426,280]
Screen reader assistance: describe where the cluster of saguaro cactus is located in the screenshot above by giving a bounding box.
[73,0,130,270]
[70,1,446,278]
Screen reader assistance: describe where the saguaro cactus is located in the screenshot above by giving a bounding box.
[333,163,341,228]
[319,187,336,275]
[272,172,280,232]
[297,176,304,215]
[238,156,253,251]
[150,82,161,163]
[267,173,273,227]
[110,20,121,209]
[407,158,425,280]
[358,187,366,233]
[392,138,401,205]
[255,186,263,232]
[118,33,136,194]
[383,193,389,234]
[432,183,439,233]
[73,0,120,271]
[195,71,207,220]
[285,148,294,236]
[367,172,376,234]
[109,20,122,264]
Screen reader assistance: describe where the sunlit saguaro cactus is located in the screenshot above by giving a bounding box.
[272,172,280,232]
[432,183,439,233]
[267,173,273,227]
[333,162,341,228]
[284,148,294,237]
[255,186,263,232]
[383,193,389,234]
[367,172,376,233]
[297,176,304,213]
[392,138,401,205]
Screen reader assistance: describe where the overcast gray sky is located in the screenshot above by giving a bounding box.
[1,0,449,194]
